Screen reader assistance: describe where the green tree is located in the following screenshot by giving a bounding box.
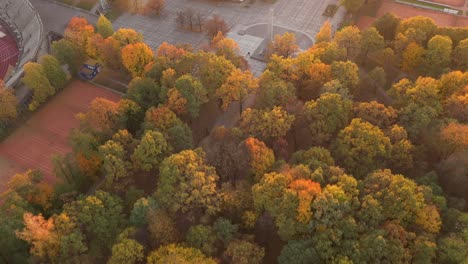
[97,15,114,38]
[196,52,235,96]
[317,42,347,64]
[332,118,391,178]
[62,191,125,252]
[309,179,359,262]
[175,74,208,118]
[147,244,216,264]
[368,66,386,90]
[131,130,169,171]
[155,149,221,216]
[396,77,442,139]
[452,38,468,70]
[361,170,434,228]
[256,71,296,109]
[167,124,193,152]
[340,0,364,13]
[331,61,360,90]
[320,80,352,100]
[360,27,384,60]
[126,77,164,110]
[51,39,85,74]
[186,225,217,256]
[108,239,144,264]
[240,107,295,142]
[213,217,239,247]
[278,240,320,264]
[334,26,362,61]
[22,62,55,111]
[39,54,68,90]
[424,35,453,77]
[290,146,335,172]
[129,197,158,226]
[117,99,144,134]
[372,12,401,41]
[0,192,31,263]
[225,239,265,264]
[302,93,353,145]
[99,140,132,192]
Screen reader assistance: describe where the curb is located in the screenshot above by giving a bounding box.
[88,80,126,96]
[41,0,99,17]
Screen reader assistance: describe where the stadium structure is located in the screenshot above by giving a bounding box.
[0,0,43,88]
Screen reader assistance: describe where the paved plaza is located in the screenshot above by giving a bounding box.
[113,0,344,49]
[112,0,344,73]
[30,0,345,75]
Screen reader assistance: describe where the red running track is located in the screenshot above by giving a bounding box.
[0,22,19,81]
[0,81,121,192]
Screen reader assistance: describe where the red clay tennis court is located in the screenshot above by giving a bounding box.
[357,0,468,29]
[0,81,121,192]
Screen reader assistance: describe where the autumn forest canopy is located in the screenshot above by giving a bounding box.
[0,12,467,264]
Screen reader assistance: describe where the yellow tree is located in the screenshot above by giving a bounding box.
[334,26,362,61]
[211,32,246,68]
[16,213,60,261]
[96,15,114,38]
[215,69,258,114]
[63,17,95,52]
[240,107,295,142]
[424,35,453,77]
[0,81,18,122]
[22,62,55,111]
[113,28,144,46]
[122,42,154,77]
[268,32,300,58]
[401,42,425,74]
[315,20,332,44]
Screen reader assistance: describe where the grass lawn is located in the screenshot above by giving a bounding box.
[398,0,462,15]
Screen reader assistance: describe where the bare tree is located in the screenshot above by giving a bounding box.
[144,0,165,15]
[176,11,186,28]
[195,12,204,32]
[185,8,195,31]
[204,15,229,38]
